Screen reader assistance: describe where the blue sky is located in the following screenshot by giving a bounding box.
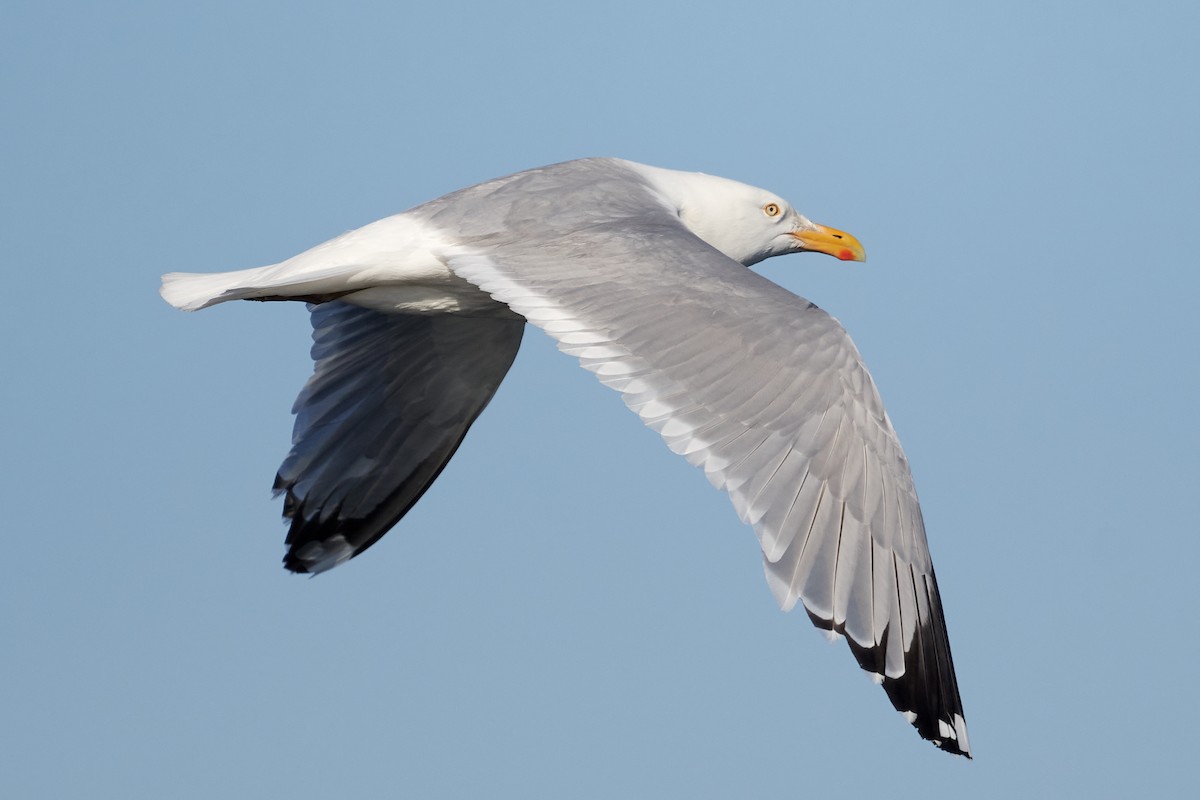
[4,1,1198,797]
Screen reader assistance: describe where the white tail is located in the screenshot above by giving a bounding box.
[159,266,279,311]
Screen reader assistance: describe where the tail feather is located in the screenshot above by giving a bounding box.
[159,262,369,311]
[159,214,429,312]
[160,266,278,311]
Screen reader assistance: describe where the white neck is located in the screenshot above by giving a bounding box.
[623,160,783,266]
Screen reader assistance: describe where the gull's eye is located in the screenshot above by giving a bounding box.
[763,203,781,218]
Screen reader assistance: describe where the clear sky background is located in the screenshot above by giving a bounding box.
[4,1,1198,797]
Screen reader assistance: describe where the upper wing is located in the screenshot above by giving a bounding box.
[277,300,524,573]
[442,216,970,756]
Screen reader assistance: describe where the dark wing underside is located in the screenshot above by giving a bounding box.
[275,301,523,573]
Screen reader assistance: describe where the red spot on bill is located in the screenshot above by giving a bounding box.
[838,249,855,261]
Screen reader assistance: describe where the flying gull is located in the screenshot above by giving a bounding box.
[160,157,971,757]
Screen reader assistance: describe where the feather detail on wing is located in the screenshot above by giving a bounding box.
[441,206,969,756]
[277,301,523,573]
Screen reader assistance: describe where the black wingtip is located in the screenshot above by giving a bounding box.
[282,551,312,574]
[808,608,972,758]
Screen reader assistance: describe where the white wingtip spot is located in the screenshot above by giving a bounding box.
[954,713,971,754]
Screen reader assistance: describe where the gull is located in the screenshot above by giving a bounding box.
[161,157,971,756]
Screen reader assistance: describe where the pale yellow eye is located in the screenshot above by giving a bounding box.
[763,203,781,218]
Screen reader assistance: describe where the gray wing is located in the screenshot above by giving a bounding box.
[440,200,969,755]
[276,301,523,573]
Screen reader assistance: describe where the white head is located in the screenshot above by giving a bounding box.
[630,162,866,267]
